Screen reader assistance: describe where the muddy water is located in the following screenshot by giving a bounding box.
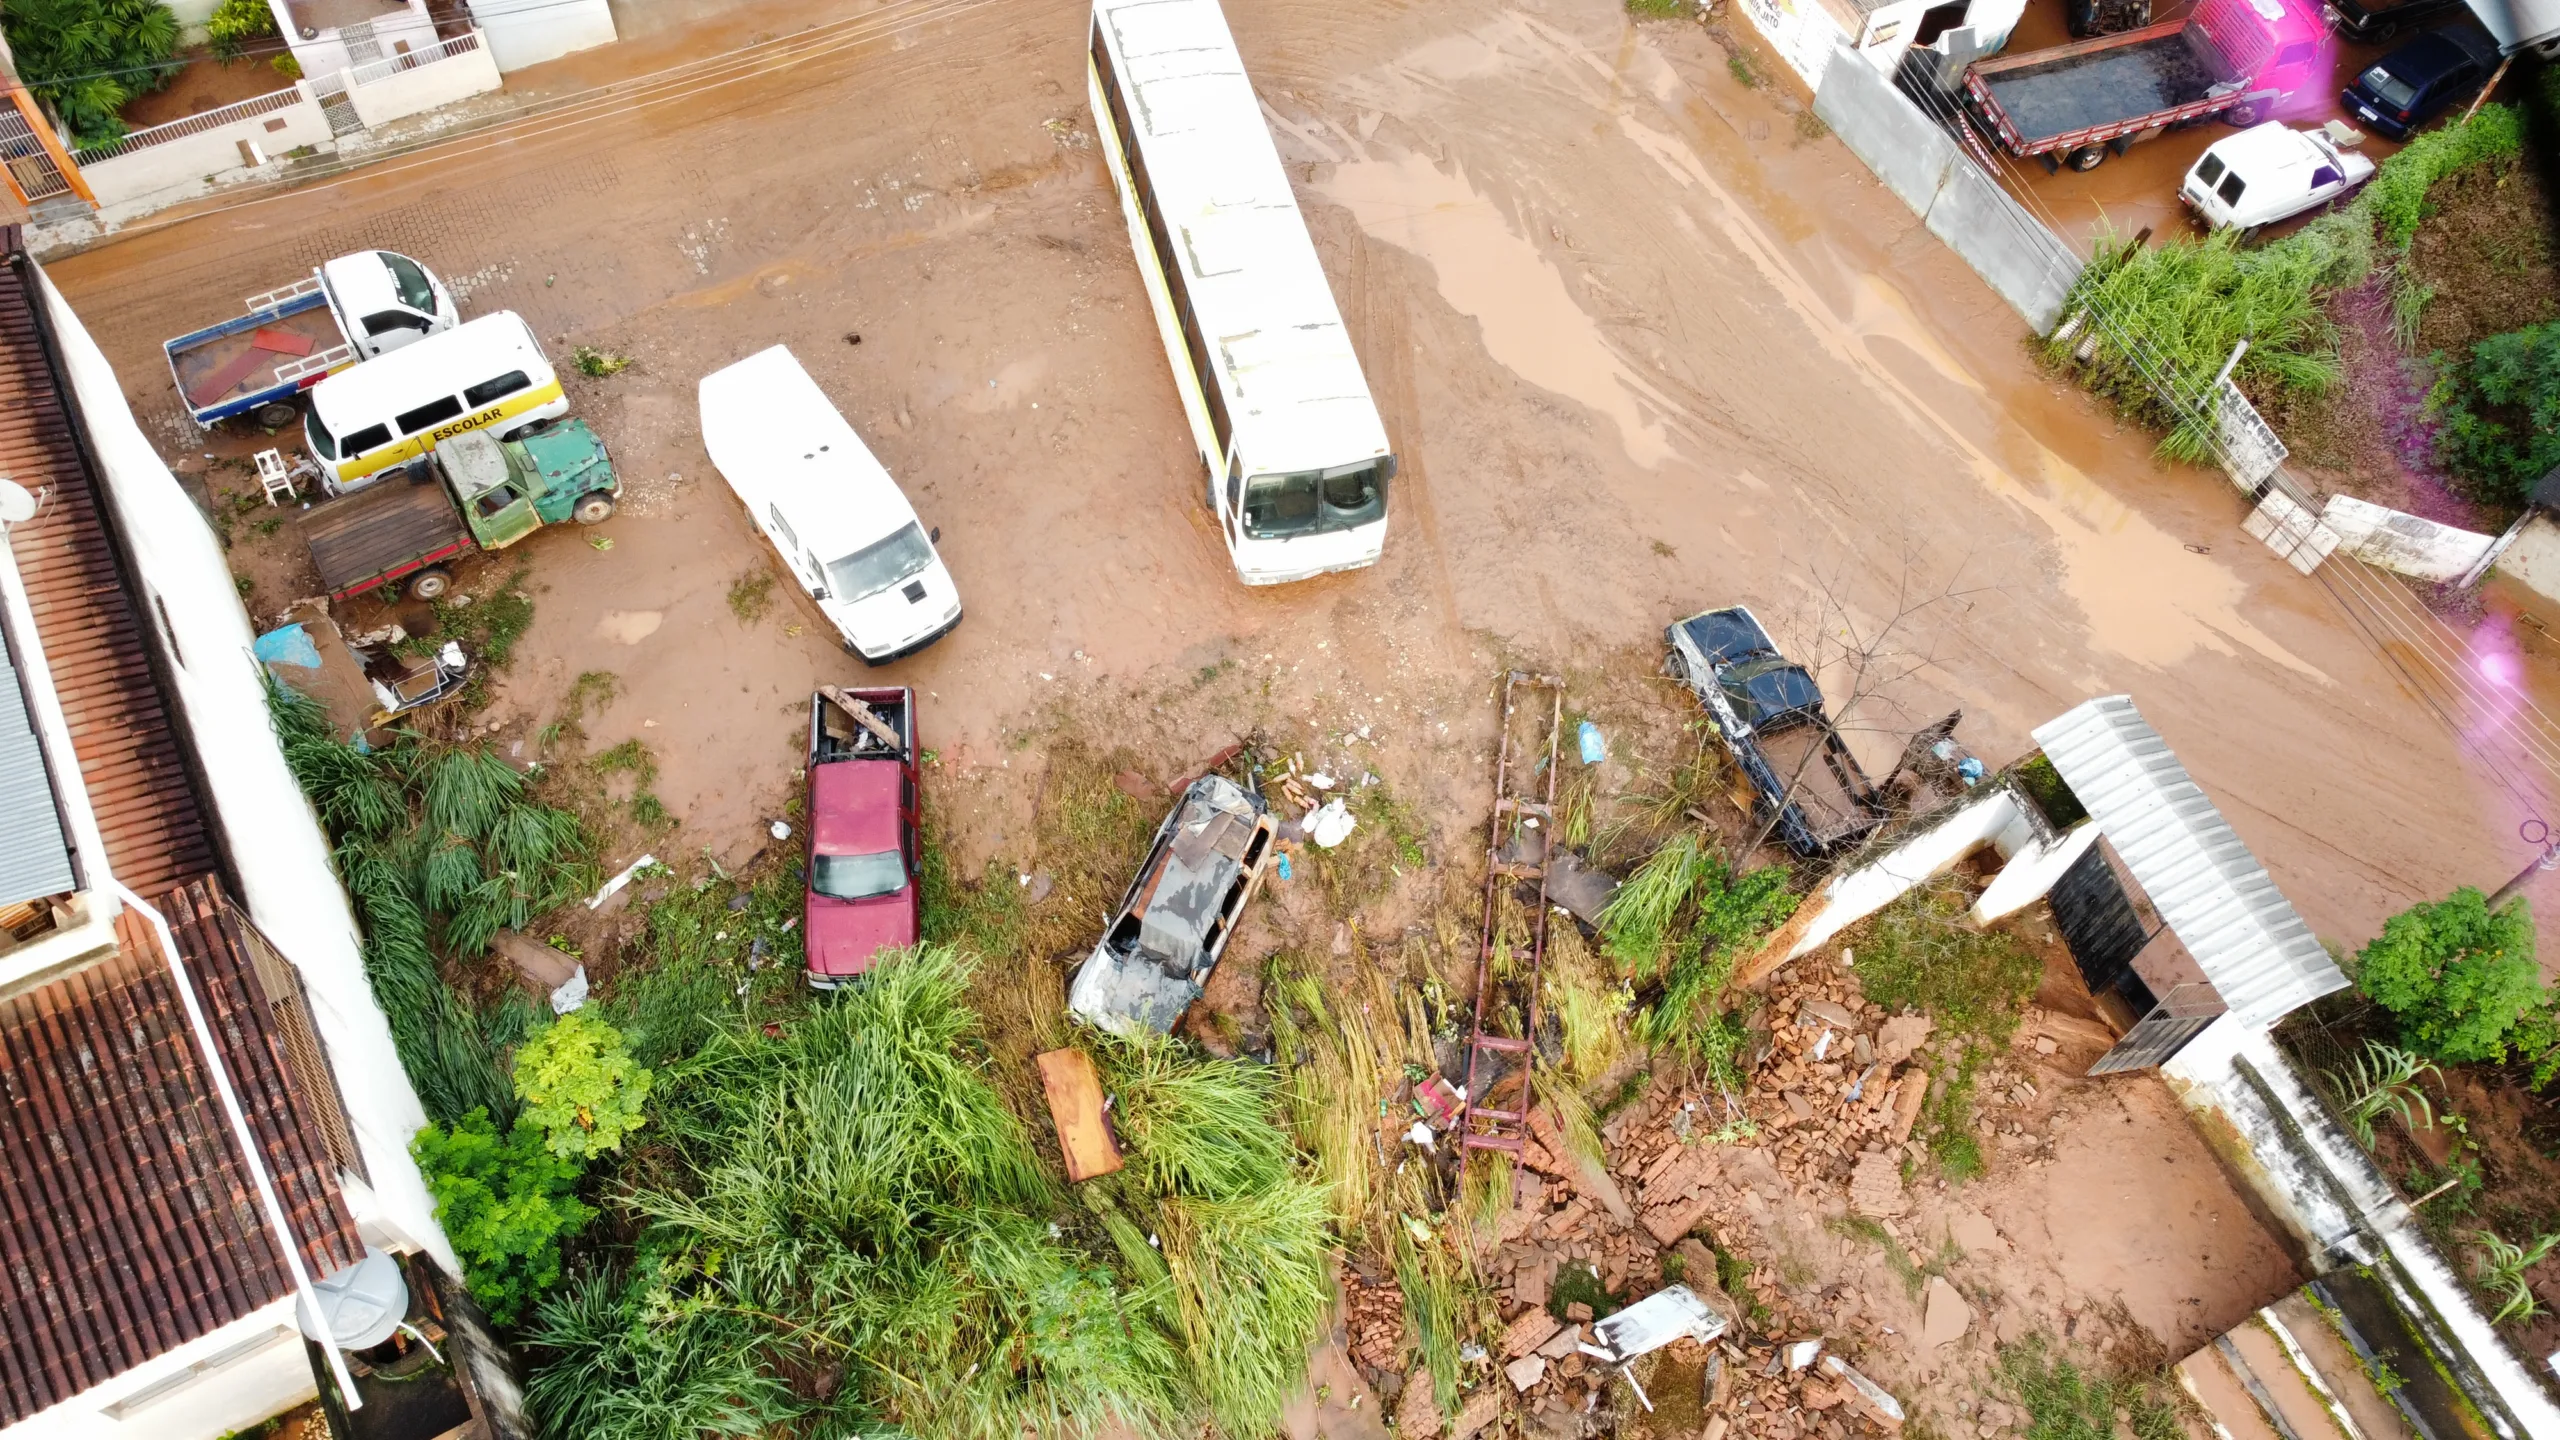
[1315,150,1682,468]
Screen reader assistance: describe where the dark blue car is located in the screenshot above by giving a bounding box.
[2341,20,2503,138]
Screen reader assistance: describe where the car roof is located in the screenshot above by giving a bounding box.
[698,345,920,561]
[2377,22,2494,78]
[810,760,901,853]
[2198,122,2329,180]
[319,250,405,317]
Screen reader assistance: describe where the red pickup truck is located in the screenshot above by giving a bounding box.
[803,687,921,986]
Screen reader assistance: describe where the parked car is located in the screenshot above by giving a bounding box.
[698,346,964,665]
[803,687,921,987]
[2341,20,2502,139]
[1666,606,1887,858]
[2322,0,2465,45]
[2180,122,2376,235]
[1067,774,1276,1036]
[164,249,459,428]
[298,419,618,602]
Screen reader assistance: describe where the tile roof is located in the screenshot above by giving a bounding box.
[0,237,217,900]
[0,878,365,1423]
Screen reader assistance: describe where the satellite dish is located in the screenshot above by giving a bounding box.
[0,481,33,525]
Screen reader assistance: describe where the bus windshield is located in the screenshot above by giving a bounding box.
[1241,460,1388,540]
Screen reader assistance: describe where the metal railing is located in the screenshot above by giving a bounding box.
[72,84,307,165]
[345,30,484,89]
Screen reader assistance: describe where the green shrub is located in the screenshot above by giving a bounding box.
[2356,887,2544,1064]
[204,0,274,61]
[1850,880,2042,1044]
[2431,321,2560,505]
[2361,103,2525,250]
[0,0,180,147]
[413,1108,594,1327]
[514,1010,654,1159]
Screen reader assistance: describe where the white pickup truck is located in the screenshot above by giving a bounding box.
[2179,122,2375,237]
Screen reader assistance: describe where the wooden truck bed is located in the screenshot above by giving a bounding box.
[301,470,469,599]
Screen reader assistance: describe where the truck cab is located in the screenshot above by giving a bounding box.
[319,250,458,361]
[435,421,618,550]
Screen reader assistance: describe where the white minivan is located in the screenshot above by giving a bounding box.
[699,347,963,665]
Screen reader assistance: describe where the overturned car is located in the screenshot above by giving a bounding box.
[1067,774,1277,1036]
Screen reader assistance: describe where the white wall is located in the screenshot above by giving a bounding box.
[1735,0,1852,87]
[7,1304,312,1440]
[36,270,458,1278]
[1786,787,2024,957]
[2320,494,2499,584]
[2494,512,2560,606]
[1971,818,2099,922]
[78,91,332,211]
[345,37,502,130]
[466,0,615,72]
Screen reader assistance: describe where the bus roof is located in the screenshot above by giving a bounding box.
[307,310,545,427]
[1096,0,1390,477]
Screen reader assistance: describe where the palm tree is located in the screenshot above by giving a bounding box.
[0,0,181,147]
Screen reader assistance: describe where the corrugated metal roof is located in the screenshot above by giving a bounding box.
[0,239,215,900]
[0,641,75,906]
[0,879,363,1421]
[2032,695,2347,1029]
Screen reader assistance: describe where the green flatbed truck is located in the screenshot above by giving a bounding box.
[301,419,619,602]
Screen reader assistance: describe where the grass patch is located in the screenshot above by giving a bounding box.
[572,345,630,377]
[1924,1046,1988,1183]
[584,739,674,832]
[726,568,775,624]
[1849,879,2040,1046]
[1996,1334,2185,1440]
[1829,1215,1962,1300]
[1628,0,1688,13]
[432,565,537,674]
[1726,51,1758,87]
[1550,1261,1619,1321]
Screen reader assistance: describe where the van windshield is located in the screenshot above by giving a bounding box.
[1241,459,1388,539]
[382,253,436,314]
[823,522,937,603]
[306,409,337,461]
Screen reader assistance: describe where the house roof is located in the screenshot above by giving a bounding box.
[0,240,217,900]
[0,879,365,1422]
[2031,695,2348,1029]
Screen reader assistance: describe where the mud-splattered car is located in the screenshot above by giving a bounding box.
[1067,774,1277,1035]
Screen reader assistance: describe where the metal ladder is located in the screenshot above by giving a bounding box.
[1460,670,1566,1164]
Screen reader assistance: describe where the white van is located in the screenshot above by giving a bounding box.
[306,311,568,493]
[698,347,963,665]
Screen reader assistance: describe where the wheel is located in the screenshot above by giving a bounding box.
[2067,144,2107,171]
[571,491,616,525]
[2223,102,2261,127]
[2235,224,2262,246]
[252,401,298,429]
[405,567,453,602]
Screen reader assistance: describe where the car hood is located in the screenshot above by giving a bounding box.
[805,887,917,978]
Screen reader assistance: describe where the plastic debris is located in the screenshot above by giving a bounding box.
[1579,720,1607,764]
[587,854,657,910]
[1785,1339,1824,1371]
[549,965,589,1014]
[1405,1120,1436,1149]
[1308,799,1357,848]
[769,820,792,840]
[1306,771,1336,790]
[1584,1286,1728,1364]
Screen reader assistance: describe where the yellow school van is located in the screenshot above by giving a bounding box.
[304,311,569,492]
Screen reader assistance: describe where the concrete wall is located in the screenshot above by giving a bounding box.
[1812,45,2084,333]
[466,0,616,72]
[37,270,458,1279]
[1972,819,2100,922]
[2164,1030,2560,1440]
[1786,787,2026,957]
[2320,494,2498,583]
[2496,511,2560,604]
[78,91,331,210]
[9,1304,312,1440]
[345,38,503,129]
[1735,0,1850,88]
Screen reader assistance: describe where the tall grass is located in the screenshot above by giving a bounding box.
[1600,830,1707,979]
[1264,956,1391,1227]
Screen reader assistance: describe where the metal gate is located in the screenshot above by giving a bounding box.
[2049,844,2151,998]
[0,90,80,204]
[2087,982,2226,1075]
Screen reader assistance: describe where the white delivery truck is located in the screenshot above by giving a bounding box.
[698,347,964,665]
[2179,122,2375,236]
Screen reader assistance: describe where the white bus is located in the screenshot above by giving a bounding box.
[1088,0,1396,585]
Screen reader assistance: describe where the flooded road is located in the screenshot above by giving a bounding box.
[40,0,2560,967]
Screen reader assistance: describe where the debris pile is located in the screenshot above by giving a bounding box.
[1346,1270,1409,1374]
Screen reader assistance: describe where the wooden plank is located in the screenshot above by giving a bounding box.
[1035,1048,1122,1182]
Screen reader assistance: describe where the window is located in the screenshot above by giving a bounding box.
[2360,64,2417,110]
[2311,164,2340,187]
[769,505,798,552]
[464,370,532,407]
[812,850,908,901]
[2195,153,2225,186]
[306,408,338,460]
[823,522,936,603]
[1241,459,1390,540]
[396,395,465,434]
[2216,171,2246,205]
[341,422,392,456]
[363,311,427,337]
[1092,24,1234,458]
[381,252,437,313]
[473,485,518,520]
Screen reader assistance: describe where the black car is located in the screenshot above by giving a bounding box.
[2322,0,2464,44]
[2341,20,2503,139]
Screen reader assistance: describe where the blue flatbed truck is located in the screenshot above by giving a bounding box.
[163,250,459,427]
